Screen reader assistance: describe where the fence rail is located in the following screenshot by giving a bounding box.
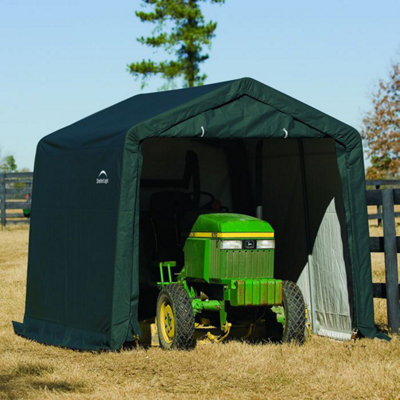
[0,172,33,226]
[366,179,400,223]
[366,180,400,334]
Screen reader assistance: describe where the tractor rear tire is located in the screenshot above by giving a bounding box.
[282,280,306,344]
[156,284,196,350]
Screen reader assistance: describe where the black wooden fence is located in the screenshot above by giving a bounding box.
[366,179,400,333]
[0,172,33,226]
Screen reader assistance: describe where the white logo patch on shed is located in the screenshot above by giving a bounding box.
[96,170,109,184]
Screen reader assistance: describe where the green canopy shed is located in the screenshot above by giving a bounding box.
[13,78,382,349]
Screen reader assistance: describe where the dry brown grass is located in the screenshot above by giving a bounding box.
[1,226,400,400]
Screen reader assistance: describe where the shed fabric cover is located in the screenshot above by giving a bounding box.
[13,78,381,349]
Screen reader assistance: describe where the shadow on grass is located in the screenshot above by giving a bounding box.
[0,362,90,400]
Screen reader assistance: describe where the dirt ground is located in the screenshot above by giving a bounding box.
[0,224,399,400]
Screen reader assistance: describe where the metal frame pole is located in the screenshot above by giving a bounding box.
[298,139,317,334]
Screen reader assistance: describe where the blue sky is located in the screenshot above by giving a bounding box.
[1,0,399,170]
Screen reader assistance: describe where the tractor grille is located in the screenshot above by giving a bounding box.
[210,248,274,280]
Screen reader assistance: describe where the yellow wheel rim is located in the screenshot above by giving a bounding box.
[159,301,175,344]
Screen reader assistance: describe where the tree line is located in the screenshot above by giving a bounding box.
[0,153,18,173]
[361,62,399,179]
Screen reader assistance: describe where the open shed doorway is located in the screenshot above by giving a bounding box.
[138,137,353,339]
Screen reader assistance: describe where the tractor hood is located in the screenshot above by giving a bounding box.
[189,213,274,236]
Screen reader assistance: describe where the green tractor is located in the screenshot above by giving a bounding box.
[155,213,306,349]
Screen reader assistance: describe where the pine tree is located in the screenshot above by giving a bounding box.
[361,62,400,179]
[128,0,225,88]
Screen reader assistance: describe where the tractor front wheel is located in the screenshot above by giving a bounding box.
[156,284,196,350]
[281,280,306,344]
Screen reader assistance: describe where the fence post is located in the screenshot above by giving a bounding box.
[382,189,400,333]
[376,184,382,226]
[0,173,5,227]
